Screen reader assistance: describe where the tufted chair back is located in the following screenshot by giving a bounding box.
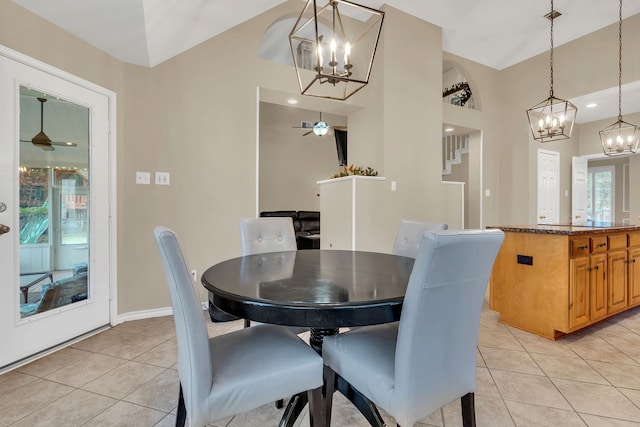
[239,217,297,255]
[392,220,448,259]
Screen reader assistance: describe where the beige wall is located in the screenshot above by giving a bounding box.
[496,13,640,225]
[2,1,640,316]
[259,102,346,212]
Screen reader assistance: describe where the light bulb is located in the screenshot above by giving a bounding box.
[344,42,351,64]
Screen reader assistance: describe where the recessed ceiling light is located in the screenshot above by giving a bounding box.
[287,99,298,105]
[444,127,455,132]
[586,103,598,108]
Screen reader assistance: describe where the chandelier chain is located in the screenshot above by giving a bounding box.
[617,0,623,121]
[549,0,554,97]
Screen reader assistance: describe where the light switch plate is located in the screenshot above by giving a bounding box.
[155,172,170,185]
[136,171,150,185]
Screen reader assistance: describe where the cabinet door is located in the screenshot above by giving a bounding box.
[629,247,640,307]
[590,253,607,321]
[570,256,590,329]
[608,249,628,314]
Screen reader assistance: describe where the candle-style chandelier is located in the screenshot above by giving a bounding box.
[526,0,577,143]
[599,0,639,156]
[289,0,384,101]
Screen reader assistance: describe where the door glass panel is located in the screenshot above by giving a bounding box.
[19,86,89,318]
[587,166,615,223]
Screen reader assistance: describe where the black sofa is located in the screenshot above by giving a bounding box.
[259,210,320,249]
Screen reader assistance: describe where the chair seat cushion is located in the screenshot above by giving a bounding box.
[323,322,398,409]
[209,324,322,421]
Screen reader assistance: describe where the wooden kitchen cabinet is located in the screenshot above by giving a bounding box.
[490,224,640,340]
[629,239,640,307]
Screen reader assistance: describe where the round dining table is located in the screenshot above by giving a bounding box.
[201,249,414,352]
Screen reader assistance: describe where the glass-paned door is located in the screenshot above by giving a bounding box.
[587,166,615,223]
[0,48,112,369]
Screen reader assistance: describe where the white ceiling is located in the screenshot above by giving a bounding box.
[12,0,640,123]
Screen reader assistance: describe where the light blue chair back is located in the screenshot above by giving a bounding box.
[392,220,448,258]
[240,217,297,255]
[392,229,504,423]
[154,227,212,427]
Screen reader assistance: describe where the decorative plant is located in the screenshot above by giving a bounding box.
[330,164,378,179]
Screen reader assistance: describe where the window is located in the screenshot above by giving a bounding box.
[19,167,50,245]
[587,166,615,223]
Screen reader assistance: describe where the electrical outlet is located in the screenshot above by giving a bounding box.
[191,269,197,282]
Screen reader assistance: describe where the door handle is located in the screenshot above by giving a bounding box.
[539,215,546,219]
[0,224,10,236]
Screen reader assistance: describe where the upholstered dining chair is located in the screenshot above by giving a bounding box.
[322,229,505,427]
[392,220,448,259]
[208,217,299,324]
[239,217,298,255]
[236,217,299,327]
[154,226,322,427]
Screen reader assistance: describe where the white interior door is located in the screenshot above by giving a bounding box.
[537,149,560,224]
[572,156,588,225]
[0,48,113,369]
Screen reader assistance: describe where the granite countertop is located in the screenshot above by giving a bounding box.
[487,223,640,235]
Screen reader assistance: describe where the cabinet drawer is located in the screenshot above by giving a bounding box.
[608,234,628,250]
[571,238,590,257]
[591,236,608,253]
[629,232,640,248]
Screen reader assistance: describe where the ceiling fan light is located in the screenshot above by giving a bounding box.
[313,121,329,136]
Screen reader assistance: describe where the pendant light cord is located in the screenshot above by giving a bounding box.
[617,0,623,121]
[549,0,554,97]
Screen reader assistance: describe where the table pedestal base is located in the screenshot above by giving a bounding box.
[279,327,339,427]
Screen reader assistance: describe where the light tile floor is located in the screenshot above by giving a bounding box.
[2,304,640,426]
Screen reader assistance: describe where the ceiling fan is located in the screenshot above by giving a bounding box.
[293,112,347,137]
[20,97,78,151]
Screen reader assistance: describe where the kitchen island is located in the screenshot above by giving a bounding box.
[488,223,640,339]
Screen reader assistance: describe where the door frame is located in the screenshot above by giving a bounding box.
[0,44,117,367]
[537,149,560,224]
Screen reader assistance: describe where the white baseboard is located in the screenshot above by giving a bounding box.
[113,301,209,326]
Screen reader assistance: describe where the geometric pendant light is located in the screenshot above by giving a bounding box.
[289,0,384,101]
[599,0,640,156]
[526,0,577,143]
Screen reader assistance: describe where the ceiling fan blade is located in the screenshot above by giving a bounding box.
[50,141,78,147]
[303,130,313,136]
[333,126,347,131]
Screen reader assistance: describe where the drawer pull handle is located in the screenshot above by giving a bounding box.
[597,243,607,248]
[578,245,588,250]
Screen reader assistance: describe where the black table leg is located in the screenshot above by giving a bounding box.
[278,327,339,427]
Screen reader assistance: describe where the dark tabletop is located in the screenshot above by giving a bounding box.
[201,250,414,328]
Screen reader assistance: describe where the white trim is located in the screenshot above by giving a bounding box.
[115,307,174,325]
[255,87,260,216]
[316,175,385,185]
[478,131,484,229]
[623,163,630,213]
[351,178,357,250]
